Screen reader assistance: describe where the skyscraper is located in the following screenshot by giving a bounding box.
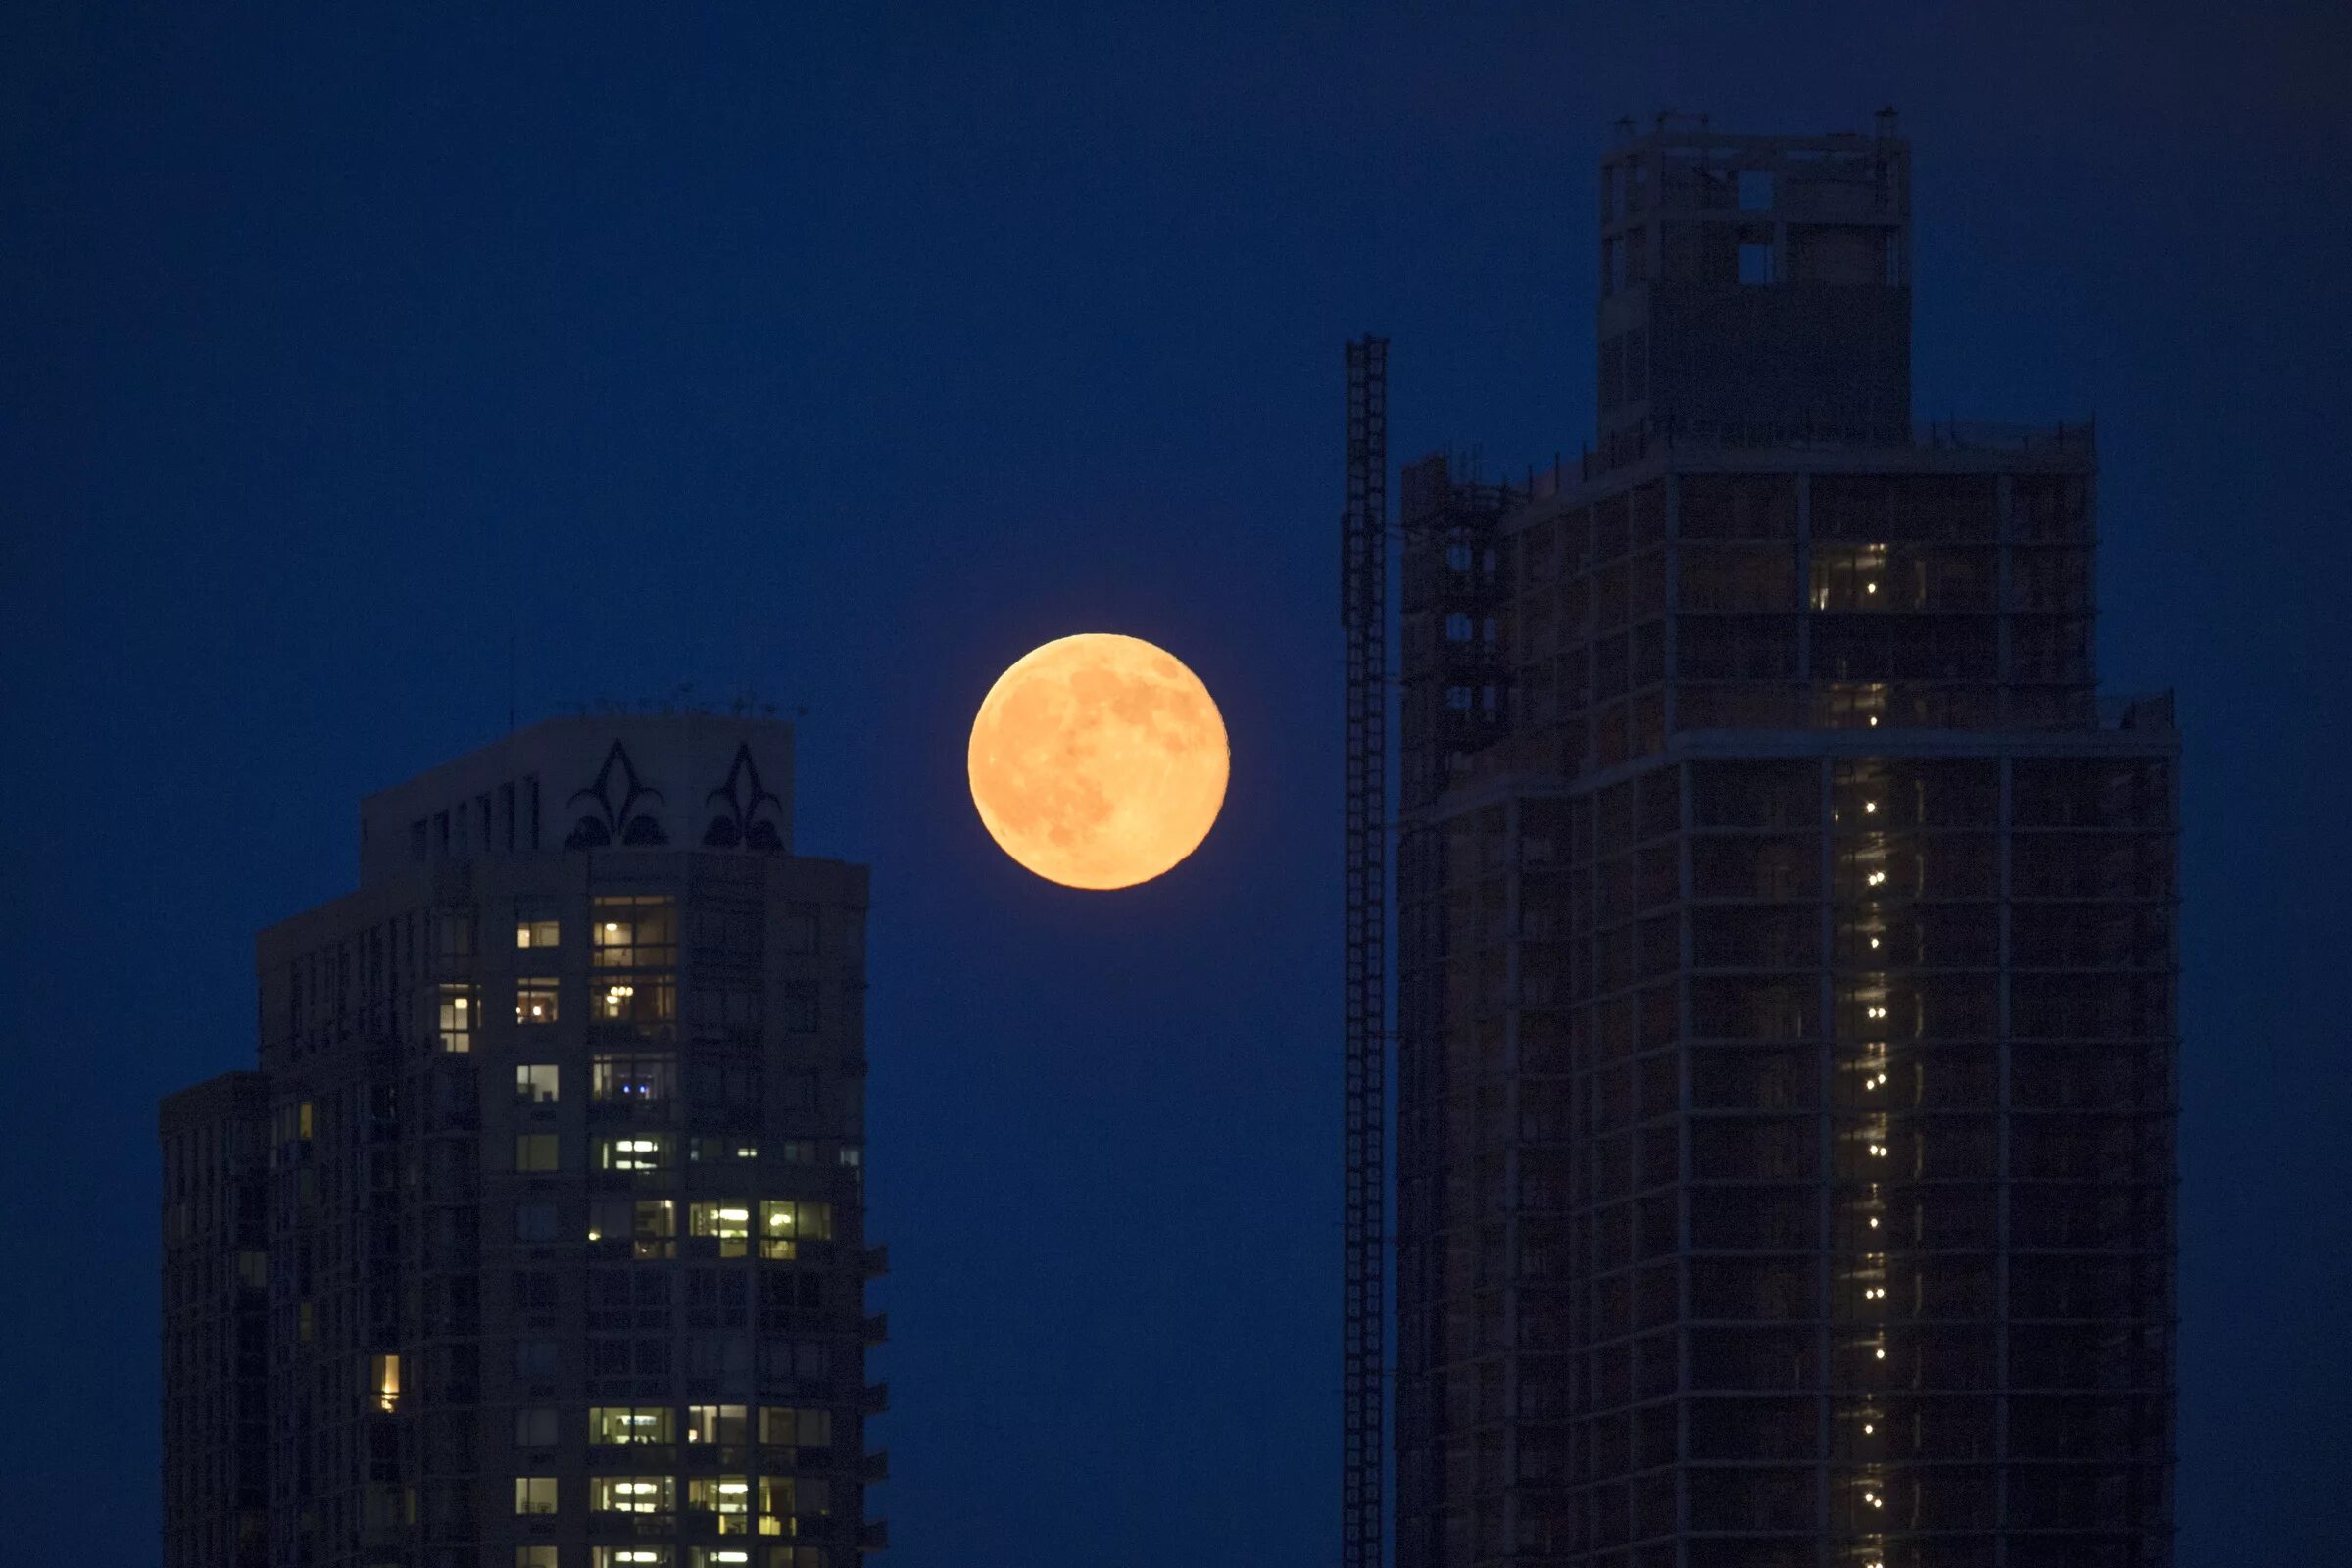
[1392,114,2177,1567]
[162,716,887,1568]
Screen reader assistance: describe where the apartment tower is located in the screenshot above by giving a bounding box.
[162,716,887,1568]
[1391,114,2177,1567]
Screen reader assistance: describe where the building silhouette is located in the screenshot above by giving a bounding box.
[162,716,886,1568]
[1390,114,2177,1566]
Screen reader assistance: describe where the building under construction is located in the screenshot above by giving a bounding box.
[1343,112,2177,1568]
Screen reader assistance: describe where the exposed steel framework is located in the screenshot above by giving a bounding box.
[1339,335,1389,1568]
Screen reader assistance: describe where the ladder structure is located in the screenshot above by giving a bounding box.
[1339,335,1389,1568]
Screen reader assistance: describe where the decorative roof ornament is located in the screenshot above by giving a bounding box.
[703,742,785,852]
[565,741,668,849]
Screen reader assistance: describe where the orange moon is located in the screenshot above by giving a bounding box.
[967,633,1230,890]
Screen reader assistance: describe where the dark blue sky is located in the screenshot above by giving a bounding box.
[7,3,2348,1561]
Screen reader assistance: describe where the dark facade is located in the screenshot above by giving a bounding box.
[1597,113,1911,447]
[163,1071,274,1568]
[1394,118,2177,1568]
[162,716,887,1568]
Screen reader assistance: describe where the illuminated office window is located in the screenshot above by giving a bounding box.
[516,916,562,950]
[690,1202,753,1259]
[369,1353,400,1413]
[597,1133,673,1173]
[437,984,475,1053]
[591,1054,674,1103]
[589,1406,676,1445]
[686,1404,749,1445]
[516,1064,560,1103]
[514,1476,557,1515]
[589,1476,674,1514]
[686,1474,750,1529]
[594,976,676,1034]
[515,1134,560,1173]
[760,1200,833,1260]
[759,1475,830,1518]
[591,896,676,968]
[516,981,560,1025]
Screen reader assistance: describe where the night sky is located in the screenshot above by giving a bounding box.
[7,3,2348,1561]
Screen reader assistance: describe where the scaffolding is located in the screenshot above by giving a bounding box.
[1339,336,1388,1568]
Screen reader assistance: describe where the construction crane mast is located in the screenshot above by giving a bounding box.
[1339,335,1389,1568]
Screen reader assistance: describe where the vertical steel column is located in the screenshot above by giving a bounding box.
[1341,335,1389,1568]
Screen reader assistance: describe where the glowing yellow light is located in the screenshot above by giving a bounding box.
[1864,801,1877,812]
[1875,1348,1886,1359]
[1868,1217,1880,1228]
[1868,716,1880,727]
[967,633,1230,890]
[1866,582,1878,594]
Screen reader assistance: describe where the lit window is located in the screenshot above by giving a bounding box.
[759,1475,831,1520]
[686,1404,749,1445]
[686,1474,750,1525]
[690,1202,753,1259]
[515,1407,559,1447]
[760,1200,834,1260]
[690,1552,752,1568]
[516,1134,560,1173]
[517,1548,559,1568]
[516,918,562,950]
[516,1064,561,1104]
[758,1407,832,1447]
[591,896,677,968]
[369,1352,401,1413]
[688,1136,759,1164]
[589,1405,676,1445]
[597,1134,674,1173]
[595,977,677,1032]
[514,1476,558,1515]
[592,1550,675,1568]
[517,982,560,1025]
[437,984,475,1053]
[589,1475,674,1514]
[591,1053,675,1103]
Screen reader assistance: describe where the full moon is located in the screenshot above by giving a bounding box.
[967,633,1230,890]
